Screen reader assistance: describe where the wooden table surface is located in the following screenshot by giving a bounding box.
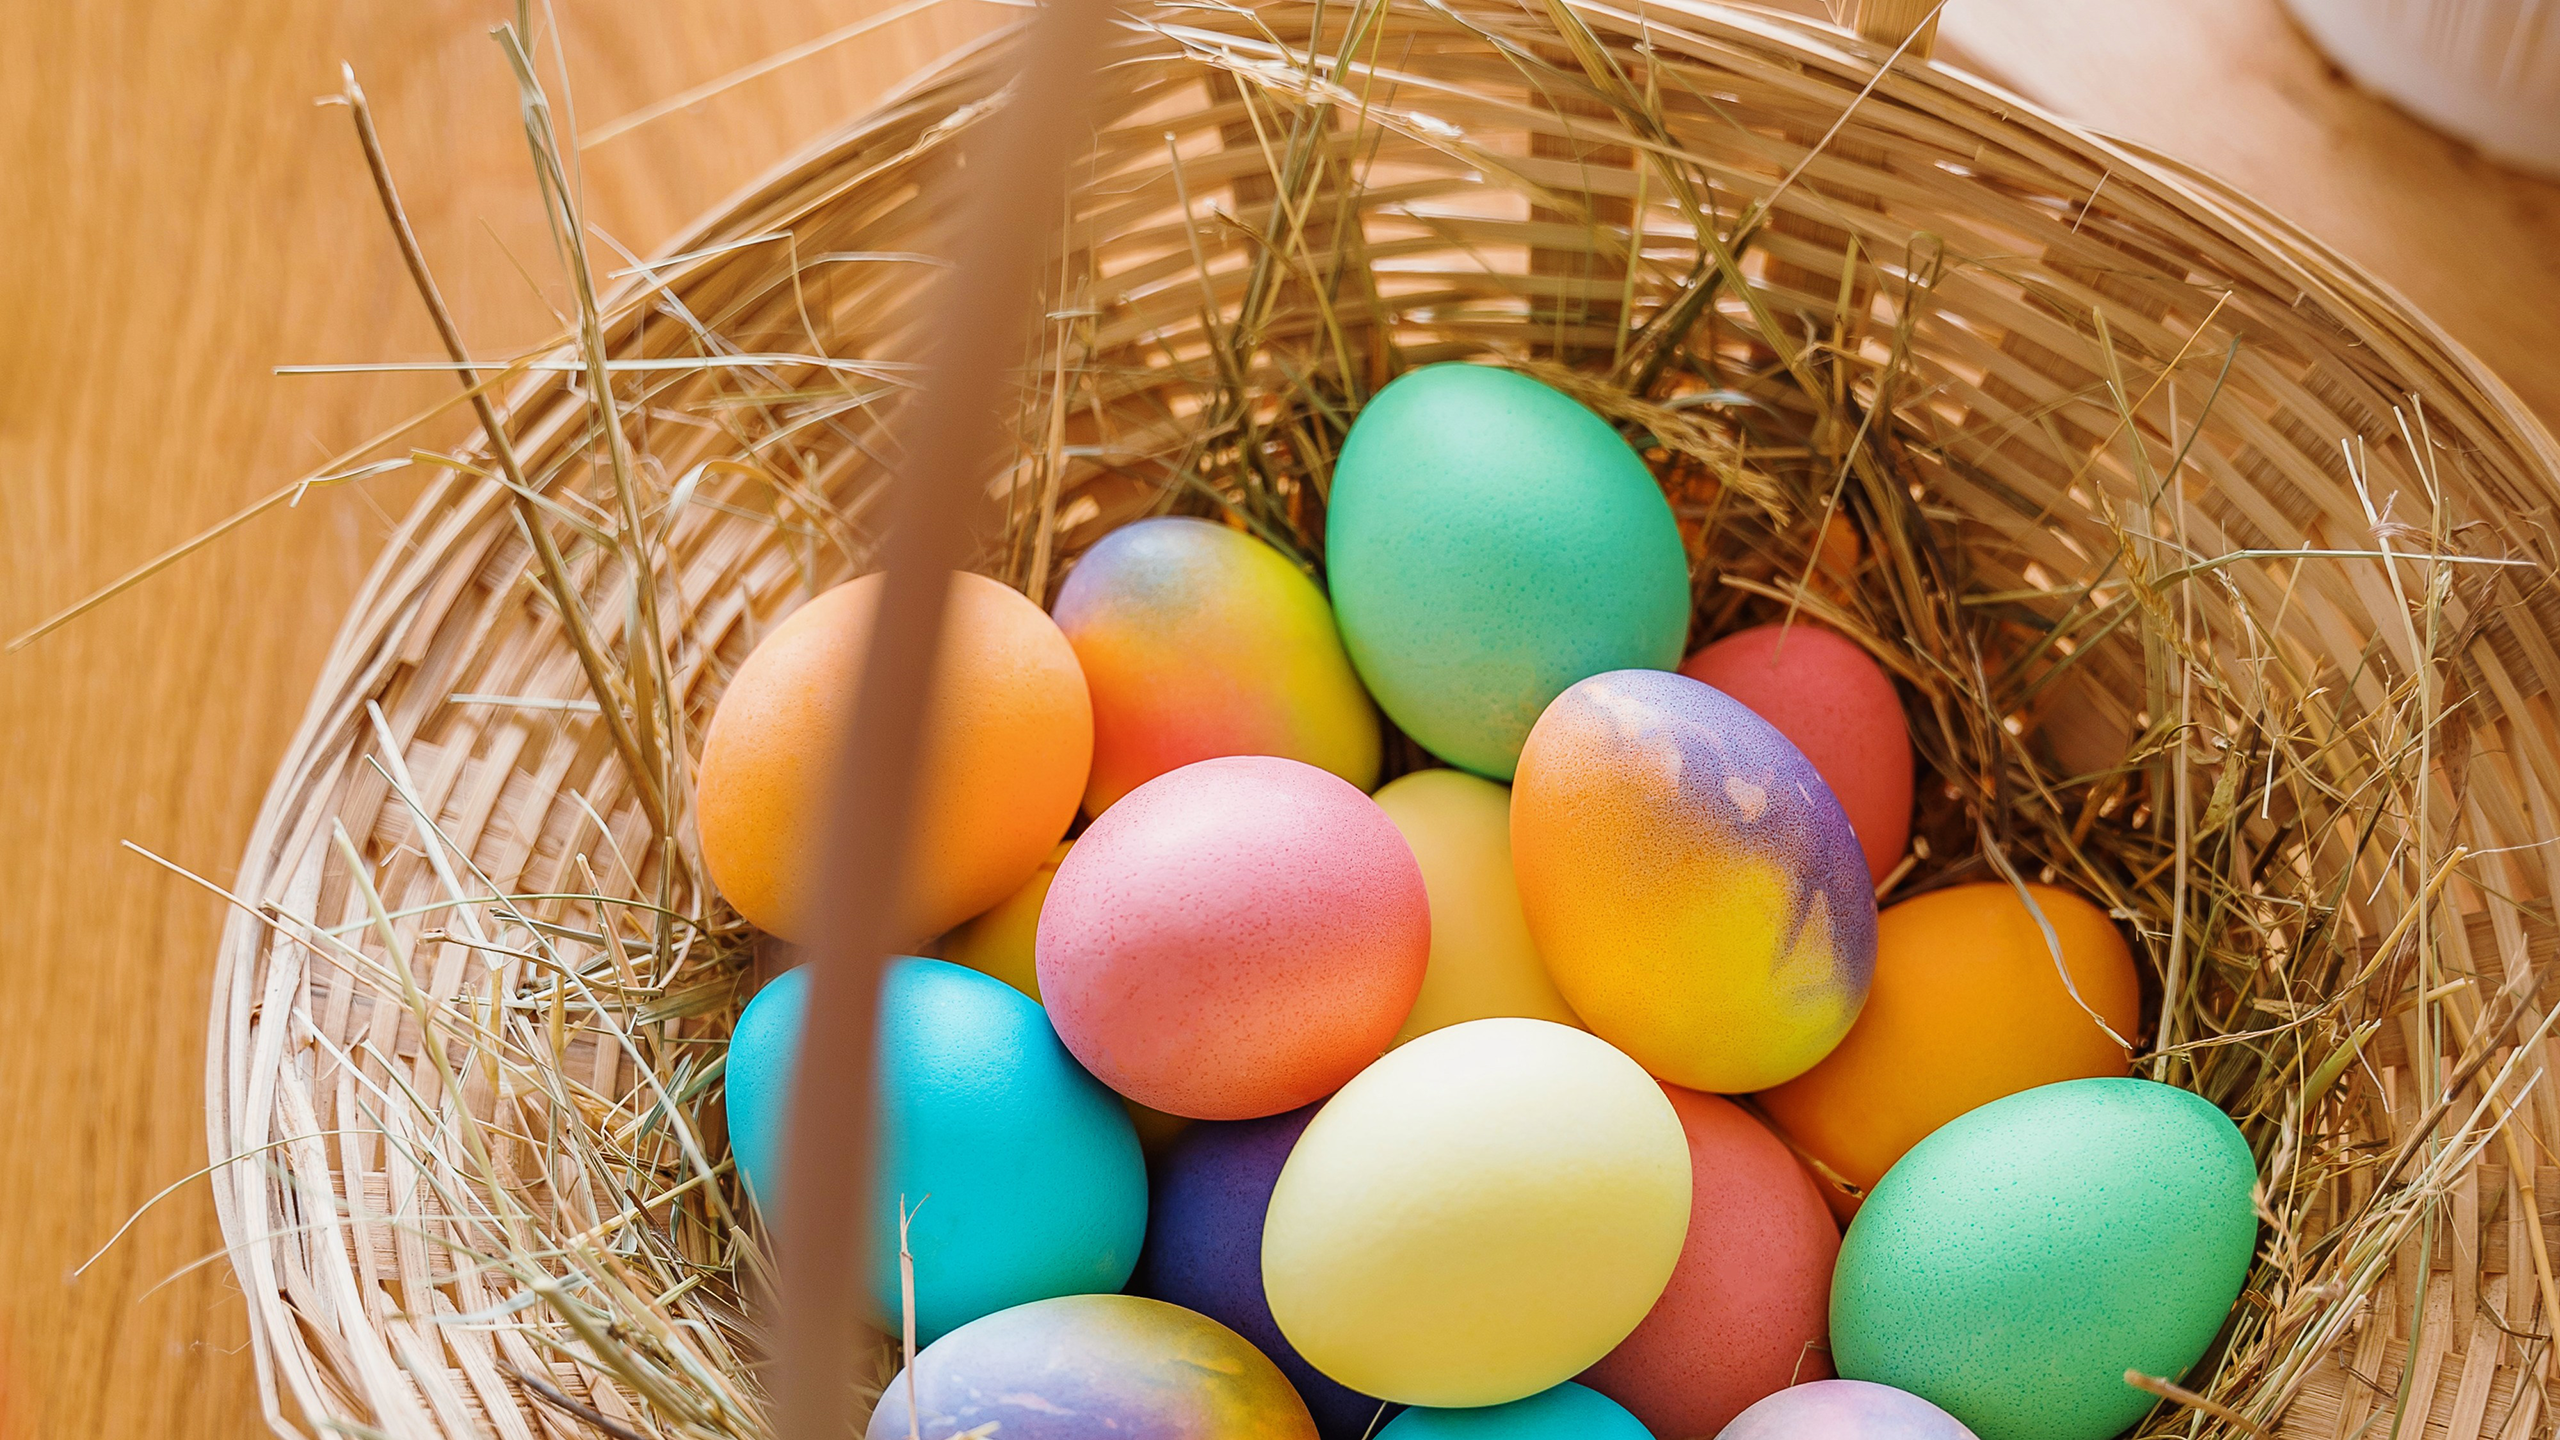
[3,2,2554,1436]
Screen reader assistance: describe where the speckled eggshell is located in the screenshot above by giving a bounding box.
[1757,884,2140,1220]
[1326,364,1690,780]
[725,958,1146,1343]
[1715,1381,1977,1440]
[1131,1107,1395,1440]
[1512,668,1878,1092]
[1372,769,1581,1044]
[695,571,1090,944]
[1375,1383,1653,1440]
[1830,1078,2258,1440]
[1054,516,1380,815]
[1680,624,1913,883]
[1262,1018,1691,1408]
[1581,1088,1839,1438]
[865,1294,1318,1440]
[1035,756,1429,1119]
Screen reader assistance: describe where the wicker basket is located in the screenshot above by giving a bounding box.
[207,2,2560,1437]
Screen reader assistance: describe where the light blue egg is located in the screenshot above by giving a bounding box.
[725,956,1148,1342]
[1326,364,1690,780]
[1376,1383,1654,1440]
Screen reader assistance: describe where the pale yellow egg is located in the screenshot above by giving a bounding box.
[1262,1018,1690,1407]
[1371,770,1582,1044]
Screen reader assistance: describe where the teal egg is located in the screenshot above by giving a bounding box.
[1830,1078,2257,1440]
[1326,364,1690,779]
[1376,1383,1653,1440]
[726,957,1147,1342]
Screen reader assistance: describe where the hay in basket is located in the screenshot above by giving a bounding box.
[191,0,2560,1436]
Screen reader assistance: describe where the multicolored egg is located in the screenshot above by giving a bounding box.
[1831,1079,2258,1440]
[1053,516,1380,814]
[725,958,1146,1342]
[1036,756,1429,1119]
[865,1294,1318,1440]
[1716,1381,1978,1439]
[696,571,1090,943]
[1376,1383,1652,1440]
[1371,769,1581,1044]
[1133,1107,1394,1440]
[942,840,1069,1001]
[1263,1018,1690,1408]
[1581,1089,1838,1437]
[1756,884,2139,1218]
[1512,668,1878,1092]
[1327,364,1691,780]
[1681,623,1912,883]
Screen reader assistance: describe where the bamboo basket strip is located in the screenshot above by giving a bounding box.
[203,3,2560,1437]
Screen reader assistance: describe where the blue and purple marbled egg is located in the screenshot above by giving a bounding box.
[1512,669,1877,1092]
[865,1294,1318,1440]
[1131,1106,1393,1440]
[1716,1380,1977,1439]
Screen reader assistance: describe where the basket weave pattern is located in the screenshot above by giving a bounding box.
[208,4,2560,1437]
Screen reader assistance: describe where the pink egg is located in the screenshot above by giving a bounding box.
[1581,1088,1840,1438]
[1715,1380,1977,1439]
[1680,624,1912,884]
[1036,756,1430,1120]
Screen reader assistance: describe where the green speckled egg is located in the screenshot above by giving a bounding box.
[1326,364,1689,779]
[1830,1078,2257,1440]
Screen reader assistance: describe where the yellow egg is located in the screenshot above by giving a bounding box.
[1371,770,1582,1044]
[694,571,1091,945]
[1262,1018,1690,1407]
[944,842,1070,1001]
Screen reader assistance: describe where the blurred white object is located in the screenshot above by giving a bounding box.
[2281,0,2560,175]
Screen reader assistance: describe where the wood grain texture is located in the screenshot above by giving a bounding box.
[0,4,992,1437]
[3,0,2556,1437]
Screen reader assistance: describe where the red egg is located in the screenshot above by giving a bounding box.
[1035,756,1430,1120]
[1579,1087,1839,1439]
[1680,624,1912,884]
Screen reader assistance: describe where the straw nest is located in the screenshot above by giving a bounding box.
[193,1,2560,1437]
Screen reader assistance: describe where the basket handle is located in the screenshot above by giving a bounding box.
[1851,0,1940,59]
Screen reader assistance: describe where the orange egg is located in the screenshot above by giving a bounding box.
[695,571,1092,944]
[1754,883,2139,1219]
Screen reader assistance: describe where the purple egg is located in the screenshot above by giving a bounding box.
[1716,1380,1978,1439]
[1131,1106,1396,1440]
[866,1294,1316,1440]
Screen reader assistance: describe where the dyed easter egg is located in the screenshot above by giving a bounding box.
[1376,1383,1652,1440]
[1054,516,1380,814]
[1716,1381,1977,1440]
[1831,1078,2258,1440]
[696,571,1090,943]
[1757,884,2139,1218]
[866,1294,1317,1440]
[1037,756,1429,1119]
[1512,668,1878,1092]
[1372,769,1581,1044]
[1581,1089,1838,1438]
[1264,1018,1690,1407]
[1681,624,1912,883]
[725,958,1145,1342]
[1327,364,1690,780]
[1132,1107,1394,1440]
